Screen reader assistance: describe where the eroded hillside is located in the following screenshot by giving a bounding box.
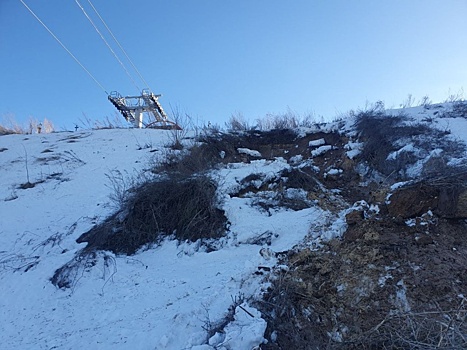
[1,102,467,349]
[69,102,467,349]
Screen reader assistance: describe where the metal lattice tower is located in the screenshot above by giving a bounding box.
[108,89,180,129]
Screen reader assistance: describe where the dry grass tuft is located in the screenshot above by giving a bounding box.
[76,175,228,255]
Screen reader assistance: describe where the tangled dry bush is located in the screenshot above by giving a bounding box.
[52,134,231,289]
[76,175,228,255]
[354,109,464,180]
[337,306,467,350]
[225,112,252,131]
[442,101,467,119]
[0,125,17,135]
[255,109,318,130]
[157,134,238,176]
[258,218,467,349]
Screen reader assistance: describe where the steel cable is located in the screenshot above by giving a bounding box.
[19,0,108,94]
[86,0,152,91]
[75,0,141,93]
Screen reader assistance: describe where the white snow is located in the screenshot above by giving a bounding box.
[395,280,411,312]
[390,181,411,190]
[289,154,303,165]
[217,157,290,195]
[345,148,361,159]
[210,303,267,349]
[237,147,262,157]
[311,145,333,157]
[0,128,331,349]
[389,103,467,159]
[344,141,363,150]
[325,168,343,177]
[308,138,326,147]
[386,143,416,160]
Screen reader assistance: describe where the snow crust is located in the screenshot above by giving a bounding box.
[344,141,363,159]
[308,138,325,147]
[237,147,262,157]
[0,129,330,349]
[311,145,333,157]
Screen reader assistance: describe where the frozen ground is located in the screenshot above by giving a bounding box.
[0,128,333,349]
[1,102,467,349]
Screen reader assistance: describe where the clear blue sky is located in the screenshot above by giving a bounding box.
[1,0,466,129]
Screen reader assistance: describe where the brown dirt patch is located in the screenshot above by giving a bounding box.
[258,215,467,349]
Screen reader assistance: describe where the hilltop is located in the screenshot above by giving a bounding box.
[1,101,467,349]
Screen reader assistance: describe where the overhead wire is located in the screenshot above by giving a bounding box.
[86,0,152,91]
[74,0,141,93]
[18,0,108,94]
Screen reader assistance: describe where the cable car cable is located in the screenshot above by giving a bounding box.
[86,0,152,91]
[18,0,108,94]
[75,0,141,93]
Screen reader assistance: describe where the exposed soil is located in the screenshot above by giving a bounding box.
[252,124,467,349]
[259,212,467,349]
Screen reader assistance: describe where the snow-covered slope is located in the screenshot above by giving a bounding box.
[1,102,467,349]
[0,128,335,349]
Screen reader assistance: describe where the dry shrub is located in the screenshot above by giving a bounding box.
[452,101,467,118]
[256,113,300,131]
[354,111,404,176]
[76,175,228,255]
[256,106,323,130]
[354,110,464,179]
[91,115,124,130]
[227,109,319,131]
[42,118,55,133]
[156,129,300,176]
[260,254,467,350]
[258,264,329,350]
[0,125,16,135]
[157,136,236,176]
[52,136,231,289]
[1,116,55,135]
[442,100,467,119]
[51,251,98,290]
[282,168,319,192]
[0,114,25,134]
[225,112,251,131]
[79,112,125,130]
[165,106,192,149]
[336,307,467,350]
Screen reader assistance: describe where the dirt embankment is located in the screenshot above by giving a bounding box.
[257,127,467,349]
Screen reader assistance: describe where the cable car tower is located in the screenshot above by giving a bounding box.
[108,89,180,129]
[19,0,181,130]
